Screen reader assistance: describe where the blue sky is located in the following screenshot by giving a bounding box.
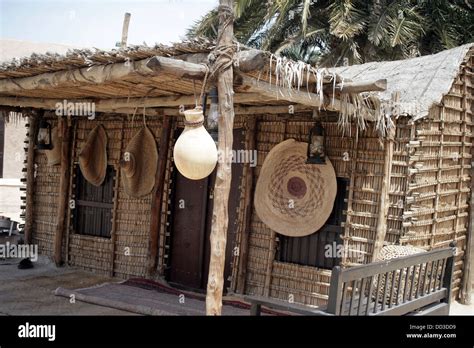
[0,0,217,48]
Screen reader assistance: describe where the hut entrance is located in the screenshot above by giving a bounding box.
[167,128,245,292]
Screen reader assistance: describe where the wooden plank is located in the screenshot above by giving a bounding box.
[64,119,77,265]
[375,289,447,316]
[53,118,71,266]
[461,61,474,305]
[109,120,124,276]
[341,247,455,282]
[244,295,331,316]
[407,302,449,316]
[372,92,398,261]
[120,13,131,48]
[326,266,343,315]
[147,116,172,276]
[24,111,39,244]
[236,117,256,294]
[443,245,456,305]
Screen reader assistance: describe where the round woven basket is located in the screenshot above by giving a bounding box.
[254,139,337,237]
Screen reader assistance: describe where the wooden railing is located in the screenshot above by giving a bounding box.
[245,244,456,316]
[326,244,456,316]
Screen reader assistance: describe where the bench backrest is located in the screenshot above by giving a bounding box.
[326,244,456,315]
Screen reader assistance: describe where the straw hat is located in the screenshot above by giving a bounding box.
[79,124,107,187]
[254,139,337,237]
[45,126,61,166]
[120,126,158,197]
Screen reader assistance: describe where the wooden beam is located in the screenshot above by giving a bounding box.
[147,116,172,276]
[0,60,157,94]
[0,93,274,110]
[176,49,267,73]
[372,92,398,262]
[236,74,324,108]
[146,56,208,79]
[120,13,131,48]
[23,111,39,244]
[237,74,377,121]
[327,79,387,94]
[53,117,71,266]
[206,0,235,316]
[236,117,257,294]
[1,97,310,117]
[461,63,473,305]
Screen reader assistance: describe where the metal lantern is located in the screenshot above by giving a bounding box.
[307,121,326,164]
[36,119,53,150]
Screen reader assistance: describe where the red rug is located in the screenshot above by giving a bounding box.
[123,278,286,315]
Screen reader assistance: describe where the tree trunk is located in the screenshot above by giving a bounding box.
[206,0,235,315]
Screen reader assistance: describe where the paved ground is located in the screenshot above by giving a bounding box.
[0,255,472,316]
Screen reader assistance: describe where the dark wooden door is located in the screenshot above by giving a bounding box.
[202,129,245,290]
[168,128,245,291]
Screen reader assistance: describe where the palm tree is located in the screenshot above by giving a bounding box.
[187,0,473,66]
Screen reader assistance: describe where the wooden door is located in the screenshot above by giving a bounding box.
[168,173,209,289]
[168,128,245,291]
[202,128,245,290]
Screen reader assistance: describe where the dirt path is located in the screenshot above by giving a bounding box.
[0,256,133,315]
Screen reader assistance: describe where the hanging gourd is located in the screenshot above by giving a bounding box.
[173,106,218,180]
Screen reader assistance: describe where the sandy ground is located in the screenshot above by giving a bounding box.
[0,255,132,315]
[0,255,472,316]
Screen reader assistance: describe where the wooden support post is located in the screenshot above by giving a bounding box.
[461,61,473,304]
[147,116,172,276]
[109,119,125,277]
[24,110,39,244]
[236,117,257,294]
[372,92,398,261]
[64,119,77,267]
[53,117,71,266]
[121,13,131,48]
[206,0,235,316]
[462,163,474,304]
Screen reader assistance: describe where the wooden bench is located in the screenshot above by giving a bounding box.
[246,244,456,316]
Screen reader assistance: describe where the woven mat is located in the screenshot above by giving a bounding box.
[55,278,282,316]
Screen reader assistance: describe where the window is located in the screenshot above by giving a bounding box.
[277,178,349,269]
[0,117,4,178]
[73,165,115,238]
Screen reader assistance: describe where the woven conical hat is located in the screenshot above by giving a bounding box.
[121,126,158,197]
[45,126,61,166]
[79,124,107,186]
[254,139,337,237]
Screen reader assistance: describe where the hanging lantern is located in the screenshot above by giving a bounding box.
[307,121,326,164]
[173,106,218,180]
[36,118,53,150]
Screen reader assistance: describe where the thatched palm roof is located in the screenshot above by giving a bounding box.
[0,37,216,79]
[331,43,474,121]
